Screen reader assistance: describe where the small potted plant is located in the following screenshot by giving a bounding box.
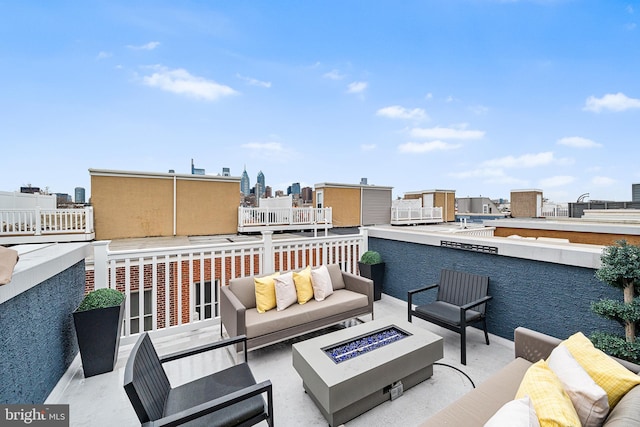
[358,250,385,301]
[73,288,126,377]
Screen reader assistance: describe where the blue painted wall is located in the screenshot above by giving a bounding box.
[0,261,85,404]
[370,237,621,341]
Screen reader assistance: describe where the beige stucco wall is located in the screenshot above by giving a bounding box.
[175,178,239,236]
[323,186,362,227]
[511,190,542,218]
[90,170,240,240]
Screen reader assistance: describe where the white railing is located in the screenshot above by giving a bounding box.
[391,207,443,224]
[92,229,365,341]
[238,207,332,231]
[541,207,569,218]
[448,227,496,237]
[0,206,94,236]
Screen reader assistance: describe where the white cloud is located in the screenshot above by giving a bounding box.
[376,105,428,121]
[398,141,461,153]
[557,136,602,148]
[425,93,433,99]
[583,92,640,112]
[482,151,557,168]
[361,144,376,151]
[468,105,489,115]
[323,69,345,80]
[127,41,161,50]
[410,126,484,140]
[347,81,368,94]
[448,168,505,179]
[142,66,237,101]
[592,176,616,186]
[236,73,271,88]
[538,175,576,188]
[241,142,283,152]
[97,51,112,60]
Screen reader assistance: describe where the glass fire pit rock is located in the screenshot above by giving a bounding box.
[323,326,410,363]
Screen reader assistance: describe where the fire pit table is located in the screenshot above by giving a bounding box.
[292,318,443,426]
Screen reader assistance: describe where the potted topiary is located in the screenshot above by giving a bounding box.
[73,288,126,377]
[590,240,640,363]
[358,250,385,301]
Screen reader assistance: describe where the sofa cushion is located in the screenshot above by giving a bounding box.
[423,358,532,426]
[274,272,297,311]
[228,276,258,309]
[255,272,280,313]
[243,289,368,339]
[563,332,640,409]
[293,266,314,304]
[311,265,334,301]
[326,264,346,290]
[547,344,609,427]
[484,396,539,427]
[515,359,581,427]
[604,384,640,426]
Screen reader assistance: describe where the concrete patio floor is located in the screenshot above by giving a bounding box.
[47,295,515,426]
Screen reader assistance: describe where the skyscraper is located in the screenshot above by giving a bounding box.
[241,167,251,196]
[75,187,86,204]
[257,171,265,198]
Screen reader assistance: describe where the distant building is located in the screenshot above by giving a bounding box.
[633,183,640,202]
[55,193,72,206]
[191,159,205,175]
[288,182,301,196]
[75,187,86,204]
[256,171,265,198]
[241,168,251,196]
[265,186,272,198]
[302,186,313,203]
[222,167,230,177]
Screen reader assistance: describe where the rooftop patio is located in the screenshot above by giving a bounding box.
[46,294,515,427]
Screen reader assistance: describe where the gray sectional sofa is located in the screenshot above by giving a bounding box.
[220,264,374,351]
[421,327,640,426]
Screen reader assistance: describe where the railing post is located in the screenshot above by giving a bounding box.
[35,206,41,236]
[84,206,94,235]
[359,227,369,255]
[261,231,274,274]
[92,240,111,289]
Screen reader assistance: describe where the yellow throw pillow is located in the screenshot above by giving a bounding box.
[254,272,280,313]
[515,359,581,427]
[563,331,640,408]
[293,266,314,304]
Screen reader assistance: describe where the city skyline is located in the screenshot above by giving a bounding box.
[2,2,639,203]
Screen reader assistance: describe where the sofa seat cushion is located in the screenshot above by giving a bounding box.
[244,289,368,339]
[604,384,640,426]
[422,357,532,426]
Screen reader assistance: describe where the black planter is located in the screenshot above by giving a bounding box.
[358,262,385,301]
[73,298,125,378]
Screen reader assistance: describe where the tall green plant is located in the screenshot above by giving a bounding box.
[591,240,640,362]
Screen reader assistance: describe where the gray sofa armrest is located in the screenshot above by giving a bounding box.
[220,285,247,339]
[514,327,561,363]
[342,271,374,318]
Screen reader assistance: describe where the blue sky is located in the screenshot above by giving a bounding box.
[1,1,639,203]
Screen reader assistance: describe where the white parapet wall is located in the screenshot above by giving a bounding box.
[0,191,56,209]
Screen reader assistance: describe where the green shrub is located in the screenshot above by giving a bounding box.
[360,250,382,265]
[590,332,640,364]
[77,288,124,312]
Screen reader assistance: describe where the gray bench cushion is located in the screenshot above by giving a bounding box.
[605,384,640,426]
[415,301,482,326]
[244,289,367,339]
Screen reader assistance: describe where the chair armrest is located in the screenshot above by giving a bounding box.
[220,285,247,340]
[160,335,248,364]
[459,295,493,311]
[408,283,438,297]
[144,379,273,427]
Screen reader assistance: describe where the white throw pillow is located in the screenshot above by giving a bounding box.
[310,265,334,301]
[484,396,540,427]
[547,344,610,427]
[274,272,297,311]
